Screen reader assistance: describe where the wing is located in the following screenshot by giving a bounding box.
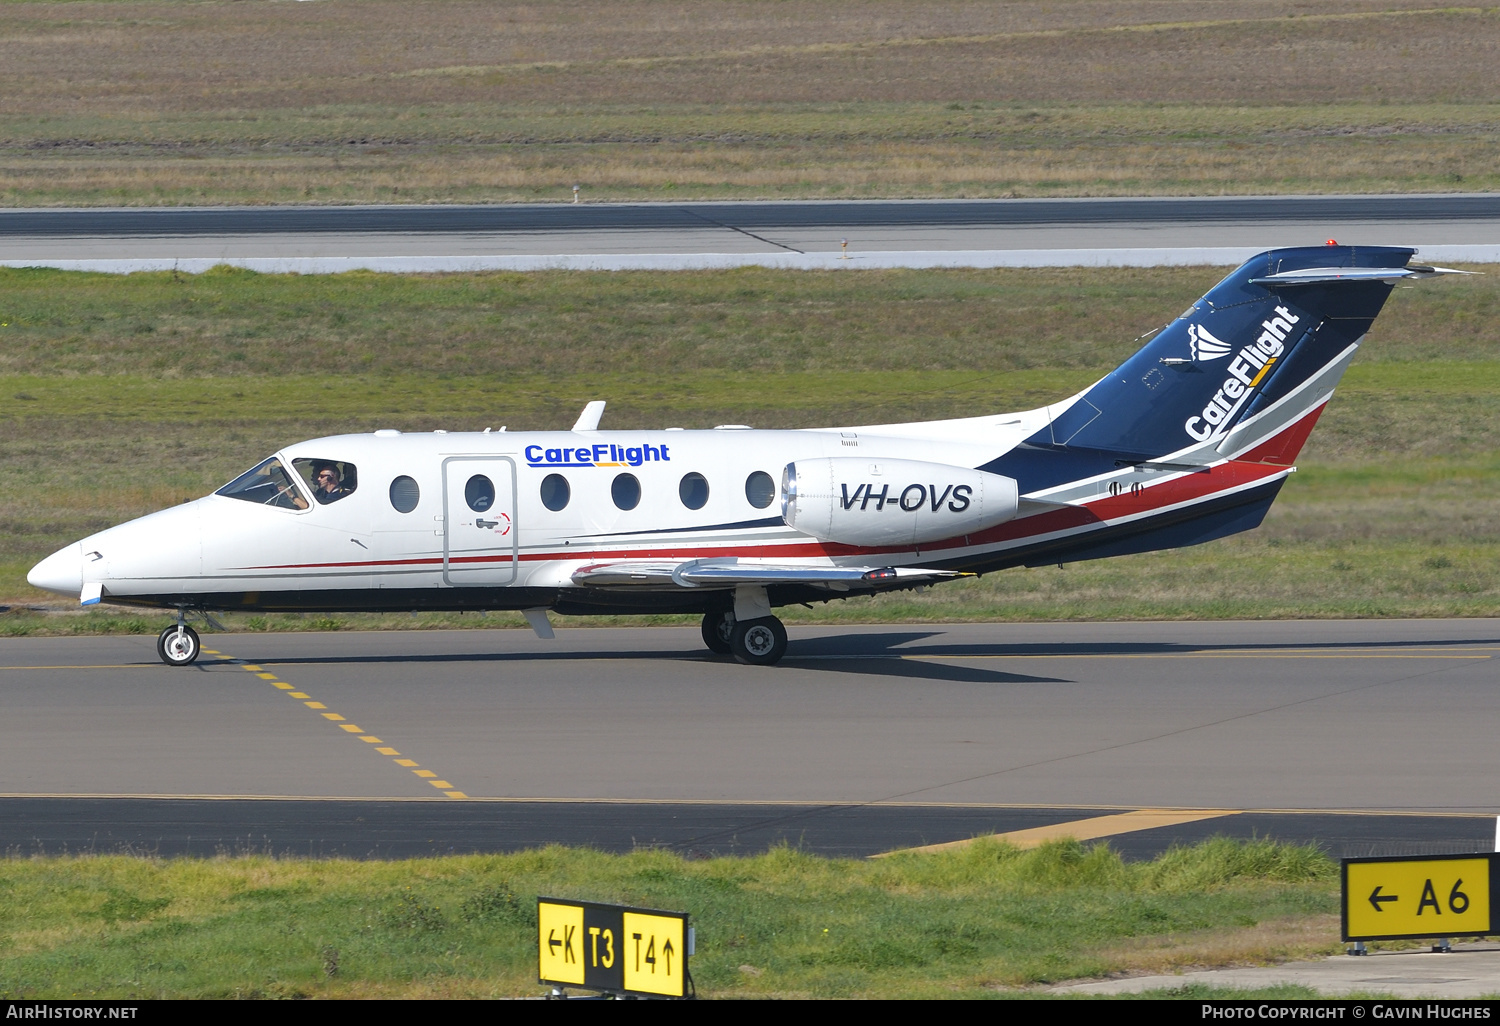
[571,558,968,591]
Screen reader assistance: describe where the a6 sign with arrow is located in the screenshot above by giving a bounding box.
[1343,854,1495,943]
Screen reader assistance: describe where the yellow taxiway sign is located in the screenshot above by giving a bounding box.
[1343,853,1496,942]
[538,897,692,998]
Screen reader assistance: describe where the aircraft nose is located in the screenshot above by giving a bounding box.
[27,542,83,597]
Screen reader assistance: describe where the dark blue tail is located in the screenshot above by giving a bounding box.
[1026,245,1416,460]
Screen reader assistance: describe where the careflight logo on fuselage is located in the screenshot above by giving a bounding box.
[1183,305,1301,443]
[525,443,672,469]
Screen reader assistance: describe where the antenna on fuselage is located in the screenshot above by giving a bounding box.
[572,400,606,432]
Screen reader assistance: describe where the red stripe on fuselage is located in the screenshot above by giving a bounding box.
[238,464,1280,572]
[240,420,1307,573]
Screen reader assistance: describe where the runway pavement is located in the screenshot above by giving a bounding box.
[1,620,1496,859]
[5,196,1499,236]
[2,196,1497,270]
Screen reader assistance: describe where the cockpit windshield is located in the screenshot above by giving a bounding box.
[216,457,308,510]
[293,458,358,505]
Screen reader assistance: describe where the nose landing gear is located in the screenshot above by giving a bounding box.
[155,608,223,666]
[157,623,200,666]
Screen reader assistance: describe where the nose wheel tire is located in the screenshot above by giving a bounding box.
[157,625,200,666]
[700,611,734,655]
[730,616,787,666]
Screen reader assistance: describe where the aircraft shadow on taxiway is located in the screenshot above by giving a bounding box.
[185,631,1069,686]
[170,627,1500,684]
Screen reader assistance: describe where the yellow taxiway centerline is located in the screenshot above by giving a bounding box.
[205,650,472,800]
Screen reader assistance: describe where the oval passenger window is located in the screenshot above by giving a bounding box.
[389,476,420,513]
[679,472,709,510]
[611,473,641,511]
[745,471,775,509]
[540,473,571,512]
[465,474,495,512]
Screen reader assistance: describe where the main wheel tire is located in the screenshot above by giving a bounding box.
[730,616,787,666]
[157,624,200,666]
[700,611,734,655]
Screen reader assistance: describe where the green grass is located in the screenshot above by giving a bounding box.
[5,101,1500,206]
[3,265,1495,379]
[0,838,1341,999]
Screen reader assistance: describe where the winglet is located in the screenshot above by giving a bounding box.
[572,400,606,431]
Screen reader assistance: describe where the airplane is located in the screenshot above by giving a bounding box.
[27,244,1466,667]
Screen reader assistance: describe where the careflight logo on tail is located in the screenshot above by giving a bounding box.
[1183,306,1301,443]
[1188,323,1233,361]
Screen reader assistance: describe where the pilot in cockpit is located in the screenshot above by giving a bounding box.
[313,464,352,504]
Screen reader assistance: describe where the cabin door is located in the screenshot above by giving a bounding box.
[441,456,518,586]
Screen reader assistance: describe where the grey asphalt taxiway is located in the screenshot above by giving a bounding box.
[2,620,1496,859]
[2,195,1497,269]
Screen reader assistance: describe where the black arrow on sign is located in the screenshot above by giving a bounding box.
[662,938,674,975]
[549,928,562,954]
[1369,886,1399,912]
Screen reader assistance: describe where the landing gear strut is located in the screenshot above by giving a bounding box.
[157,622,200,666]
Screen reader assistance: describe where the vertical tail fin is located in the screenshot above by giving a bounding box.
[1028,246,1433,461]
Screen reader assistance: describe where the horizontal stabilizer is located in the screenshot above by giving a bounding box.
[572,559,966,590]
[1249,264,1474,286]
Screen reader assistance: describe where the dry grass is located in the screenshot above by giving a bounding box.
[4,125,1496,204]
[1,1,1488,113]
[1087,914,1343,978]
[0,1,1497,204]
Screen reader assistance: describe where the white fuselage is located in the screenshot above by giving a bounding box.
[31,408,1074,609]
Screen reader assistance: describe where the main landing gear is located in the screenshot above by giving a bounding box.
[700,610,734,655]
[700,610,788,666]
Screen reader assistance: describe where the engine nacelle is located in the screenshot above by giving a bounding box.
[781,457,1019,548]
